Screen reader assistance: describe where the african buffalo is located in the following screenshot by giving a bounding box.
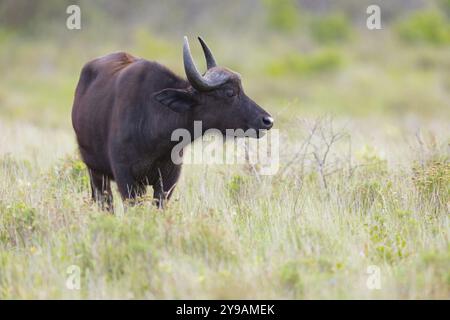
[71,36,274,210]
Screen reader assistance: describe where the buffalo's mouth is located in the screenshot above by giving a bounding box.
[224,127,270,139]
[246,128,269,139]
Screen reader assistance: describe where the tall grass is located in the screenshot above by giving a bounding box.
[0,115,448,299]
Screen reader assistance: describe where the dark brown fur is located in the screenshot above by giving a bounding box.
[72,50,272,210]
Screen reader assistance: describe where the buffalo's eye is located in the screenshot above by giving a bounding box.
[225,89,236,97]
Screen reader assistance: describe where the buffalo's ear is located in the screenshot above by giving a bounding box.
[153,88,197,113]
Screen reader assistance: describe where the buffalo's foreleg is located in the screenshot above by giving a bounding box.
[88,168,113,212]
[152,163,181,209]
[113,165,147,205]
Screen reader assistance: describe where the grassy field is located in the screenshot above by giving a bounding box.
[0,2,449,299]
[0,114,448,299]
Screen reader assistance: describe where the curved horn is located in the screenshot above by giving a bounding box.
[198,36,217,69]
[183,36,215,91]
[183,36,228,91]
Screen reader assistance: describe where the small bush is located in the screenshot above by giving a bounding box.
[227,174,249,200]
[0,201,38,247]
[396,10,450,45]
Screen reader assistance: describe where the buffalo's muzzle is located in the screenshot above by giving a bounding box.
[261,116,274,129]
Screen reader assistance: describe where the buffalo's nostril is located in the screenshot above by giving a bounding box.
[261,116,274,129]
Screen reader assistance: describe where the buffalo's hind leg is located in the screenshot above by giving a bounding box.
[88,168,114,212]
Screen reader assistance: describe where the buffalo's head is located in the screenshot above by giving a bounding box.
[155,36,274,138]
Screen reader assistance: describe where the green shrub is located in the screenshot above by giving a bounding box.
[265,50,343,77]
[367,213,409,263]
[49,155,89,192]
[0,201,37,247]
[396,10,450,45]
[310,14,352,44]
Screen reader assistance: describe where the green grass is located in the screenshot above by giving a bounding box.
[0,115,448,299]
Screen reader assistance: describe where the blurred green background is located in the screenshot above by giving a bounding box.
[0,1,449,299]
[0,0,450,128]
